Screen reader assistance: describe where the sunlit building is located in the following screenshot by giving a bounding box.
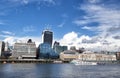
[78,51,116,61]
[12,39,36,59]
[60,50,78,61]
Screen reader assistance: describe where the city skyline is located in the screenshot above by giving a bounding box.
[0,0,120,52]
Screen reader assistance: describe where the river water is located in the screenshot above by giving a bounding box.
[0,63,120,78]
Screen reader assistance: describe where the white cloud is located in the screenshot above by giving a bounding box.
[1,31,15,35]
[81,26,93,30]
[23,26,36,32]
[58,21,65,28]
[71,0,120,52]
[3,36,42,47]
[88,0,100,3]
[59,31,120,52]
[59,31,78,45]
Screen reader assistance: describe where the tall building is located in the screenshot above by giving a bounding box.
[12,39,36,59]
[42,29,53,47]
[4,42,9,51]
[0,41,5,56]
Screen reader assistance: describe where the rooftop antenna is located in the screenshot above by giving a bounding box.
[44,24,52,31]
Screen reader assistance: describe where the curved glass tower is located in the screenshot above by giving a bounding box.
[42,30,53,47]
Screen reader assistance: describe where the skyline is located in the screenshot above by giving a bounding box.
[0,0,120,52]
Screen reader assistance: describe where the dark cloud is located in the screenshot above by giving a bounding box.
[113,36,120,39]
[82,38,97,44]
[107,26,120,33]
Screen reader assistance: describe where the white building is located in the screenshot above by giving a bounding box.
[78,51,116,61]
[60,50,78,61]
[12,40,36,59]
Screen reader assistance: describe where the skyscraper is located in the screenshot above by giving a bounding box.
[42,29,53,47]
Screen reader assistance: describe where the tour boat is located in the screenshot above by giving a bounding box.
[70,60,97,65]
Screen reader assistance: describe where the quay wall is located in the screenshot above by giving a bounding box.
[0,59,69,63]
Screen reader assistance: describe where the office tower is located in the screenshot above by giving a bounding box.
[4,42,9,51]
[0,41,5,56]
[42,29,53,47]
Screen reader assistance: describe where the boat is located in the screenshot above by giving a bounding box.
[53,60,62,63]
[70,59,97,65]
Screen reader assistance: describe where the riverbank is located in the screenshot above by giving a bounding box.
[0,59,69,64]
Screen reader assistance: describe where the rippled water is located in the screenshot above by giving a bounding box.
[0,63,120,78]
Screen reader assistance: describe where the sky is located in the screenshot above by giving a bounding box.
[0,0,120,52]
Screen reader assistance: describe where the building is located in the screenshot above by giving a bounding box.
[38,43,58,59]
[12,39,36,59]
[53,41,68,54]
[60,50,78,61]
[78,51,116,61]
[4,42,9,51]
[42,29,53,47]
[0,41,5,56]
[116,52,120,60]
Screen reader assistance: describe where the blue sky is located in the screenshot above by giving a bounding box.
[0,0,120,52]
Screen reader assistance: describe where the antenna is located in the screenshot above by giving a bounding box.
[44,24,52,31]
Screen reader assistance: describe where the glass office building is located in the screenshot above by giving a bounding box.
[38,43,59,59]
[42,30,53,47]
[53,45,68,54]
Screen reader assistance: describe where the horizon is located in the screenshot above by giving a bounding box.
[0,0,120,52]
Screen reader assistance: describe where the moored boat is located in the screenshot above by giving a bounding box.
[70,59,97,65]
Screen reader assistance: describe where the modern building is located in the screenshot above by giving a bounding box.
[12,39,36,59]
[60,50,78,61]
[4,42,9,51]
[53,41,68,54]
[116,52,120,60]
[0,41,5,56]
[42,29,53,47]
[38,43,59,59]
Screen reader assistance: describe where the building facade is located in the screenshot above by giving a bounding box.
[0,41,5,56]
[42,30,53,47]
[78,51,116,61]
[12,40,36,59]
[60,50,78,61]
[53,41,68,54]
[38,43,59,59]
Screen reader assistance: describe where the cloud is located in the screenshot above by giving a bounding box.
[58,31,120,52]
[3,36,41,47]
[0,0,57,16]
[71,0,120,51]
[23,26,36,32]
[81,26,93,31]
[113,36,120,40]
[58,21,65,28]
[1,31,15,35]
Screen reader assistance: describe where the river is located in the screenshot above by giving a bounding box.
[0,63,120,78]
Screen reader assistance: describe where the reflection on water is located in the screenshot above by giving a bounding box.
[0,64,120,78]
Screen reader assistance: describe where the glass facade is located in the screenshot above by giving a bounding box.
[38,43,59,59]
[53,45,68,54]
[42,30,53,47]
